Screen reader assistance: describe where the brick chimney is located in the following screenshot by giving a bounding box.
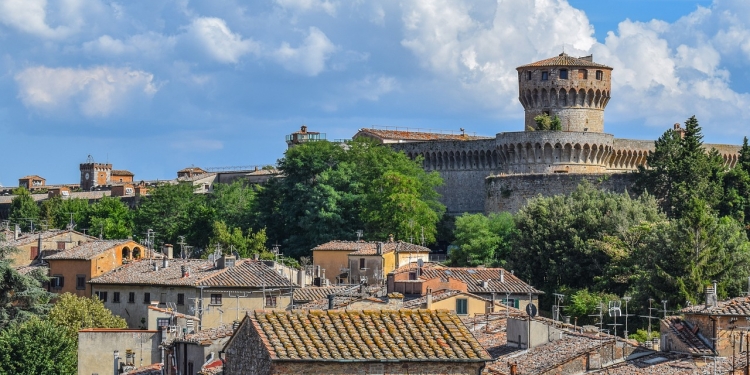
[163,244,173,259]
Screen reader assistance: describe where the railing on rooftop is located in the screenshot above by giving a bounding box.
[204,165,276,172]
[365,125,478,137]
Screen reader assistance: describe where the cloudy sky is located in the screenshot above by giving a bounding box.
[1,0,748,185]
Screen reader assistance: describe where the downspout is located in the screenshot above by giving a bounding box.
[199,287,205,331]
[711,315,718,353]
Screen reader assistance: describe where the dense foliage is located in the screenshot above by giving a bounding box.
[0,242,54,329]
[48,293,127,334]
[0,317,77,375]
[448,212,515,267]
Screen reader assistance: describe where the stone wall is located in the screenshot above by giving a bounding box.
[485,173,636,213]
[224,317,273,375]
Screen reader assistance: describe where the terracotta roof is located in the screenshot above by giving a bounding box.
[681,296,750,316]
[198,260,294,288]
[111,169,134,176]
[89,259,294,288]
[178,324,234,345]
[517,53,612,69]
[124,363,162,375]
[417,268,543,295]
[357,128,492,142]
[313,240,430,255]
[147,306,199,321]
[1,229,92,249]
[18,175,44,180]
[293,286,355,302]
[177,172,217,182]
[44,240,132,260]
[661,317,713,356]
[249,309,491,362]
[178,167,206,173]
[587,352,706,375]
[295,295,362,310]
[15,264,48,276]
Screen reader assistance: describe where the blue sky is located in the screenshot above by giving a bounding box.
[0,0,748,185]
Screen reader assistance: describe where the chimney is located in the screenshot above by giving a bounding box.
[14,224,20,240]
[232,320,241,331]
[297,268,306,288]
[426,292,433,309]
[481,280,489,289]
[510,362,518,375]
[376,242,383,256]
[705,282,718,307]
[388,234,394,242]
[37,234,43,259]
[388,292,404,308]
[163,244,173,259]
[491,293,496,313]
[327,294,335,310]
[162,256,169,269]
[253,253,259,261]
[181,265,189,278]
[500,269,505,283]
[153,263,159,272]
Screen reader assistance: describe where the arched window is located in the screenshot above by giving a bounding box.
[122,247,131,260]
[132,247,142,259]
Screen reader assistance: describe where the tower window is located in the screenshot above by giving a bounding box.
[578,69,588,79]
[559,69,568,79]
[541,72,549,81]
[526,71,532,80]
[596,70,603,80]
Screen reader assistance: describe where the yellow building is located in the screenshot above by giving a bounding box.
[312,239,430,285]
[2,229,94,268]
[403,289,515,317]
[44,239,144,297]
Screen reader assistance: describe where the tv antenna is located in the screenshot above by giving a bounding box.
[356,230,363,241]
[552,293,565,322]
[640,298,660,339]
[608,300,623,337]
[622,296,634,338]
[588,303,604,337]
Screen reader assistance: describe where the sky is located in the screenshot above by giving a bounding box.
[0,0,748,185]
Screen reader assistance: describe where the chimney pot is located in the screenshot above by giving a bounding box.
[388,234,394,242]
[426,293,433,309]
[500,269,505,283]
[327,294,335,310]
[162,257,168,269]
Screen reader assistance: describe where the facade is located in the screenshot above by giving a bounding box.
[285,125,325,148]
[78,329,161,375]
[79,155,135,190]
[168,324,234,375]
[353,53,743,215]
[18,175,45,190]
[89,256,296,330]
[111,183,136,197]
[223,309,491,375]
[402,289,512,317]
[44,239,144,297]
[177,167,208,179]
[112,170,135,184]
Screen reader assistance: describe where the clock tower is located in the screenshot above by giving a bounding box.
[79,155,112,191]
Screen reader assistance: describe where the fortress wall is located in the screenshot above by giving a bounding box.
[485,173,636,214]
[524,107,604,132]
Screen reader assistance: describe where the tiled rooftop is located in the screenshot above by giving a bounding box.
[178,324,234,345]
[124,363,162,375]
[177,172,217,182]
[662,317,713,355]
[147,306,199,321]
[517,53,612,69]
[0,229,92,248]
[293,285,356,302]
[357,128,492,142]
[488,335,611,375]
[111,169,134,176]
[313,240,430,255]
[250,309,491,362]
[295,295,362,310]
[587,352,707,375]
[44,240,131,260]
[681,296,750,316]
[15,264,48,276]
[417,267,543,295]
[89,258,294,288]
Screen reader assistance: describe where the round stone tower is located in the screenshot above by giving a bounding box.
[516,53,612,133]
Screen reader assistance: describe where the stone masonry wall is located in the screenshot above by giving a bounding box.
[485,173,636,214]
[224,317,273,375]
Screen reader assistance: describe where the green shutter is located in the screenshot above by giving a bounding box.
[514,299,519,308]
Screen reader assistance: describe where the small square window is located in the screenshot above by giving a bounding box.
[526,71,532,80]
[177,293,185,305]
[113,292,121,303]
[76,275,86,290]
[541,72,549,81]
[596,70,603,80]
[143,292,151,304]
[128,292,135,303]
[210,294,222,305]
[51,275,64,289]
[96,291,108,303]
[578,69,588,79]
[359,258,366,270]
[160,293,167,305]
[408,272,417,281]
[157,318,170,329]
[559,69,568,79]
[265,295,277,308]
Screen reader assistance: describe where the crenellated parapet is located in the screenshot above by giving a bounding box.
[496,131,614,174]
[394,139,499,172]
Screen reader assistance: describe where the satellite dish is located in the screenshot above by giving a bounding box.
[526,303,538,318]
[417,259,424,267]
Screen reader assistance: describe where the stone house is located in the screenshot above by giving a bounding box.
[167,324,234,375]
[18,175,46,190]
[312,239,430,285]
[223,309,492,374]
[388,263,542,311]
[44,239,144,297]
[89,255,296,330]
[1,229,94,268]
[78,328,161,375]
[403,289,514,317]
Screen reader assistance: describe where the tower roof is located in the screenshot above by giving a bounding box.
[517,53,612,70]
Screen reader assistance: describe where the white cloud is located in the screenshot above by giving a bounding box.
[0,0,87,39]
[272,27,336,76]
[275,0,337,16]
[347,75,398,102]
[82,32,176,58]
[15,66,158,117]
[186,17,259,64]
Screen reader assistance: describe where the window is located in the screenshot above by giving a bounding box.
[596,70,603,80]
[559,69,568,79]
[526,71,532,80]
[408,272,417,281]
[160,293,167,305]
[57,241,66,250]
[456,298,468,315]
[359,258,366,270]
[143,292,151,304]
[30,247,38,260]
[125,188,133,195]
[157,318,170,329]
[76,275,86,290]
[96,291,108,303]
[210,294,222,305]
[128,292,135,303]
[505,299,516,307]
[541,71,549,80]
[177,293,185,305]
[113,292,121,303]
[51,275,64,289]
[578,69,587,79]
[265,295,277,308]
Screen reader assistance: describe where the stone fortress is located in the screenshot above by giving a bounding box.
[354,53,743,215]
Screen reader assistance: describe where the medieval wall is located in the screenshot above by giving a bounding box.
[484,173,636,214]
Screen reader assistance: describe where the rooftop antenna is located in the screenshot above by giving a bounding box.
[228,291,249,321]
[552,293,565,322]
[356,230,363,241]
[65,213,76,231]
[659,300,670,319]
[622,296,634,338]
[640,298,660,339]
[421,226,425,247]
[588,303,604,337]
[608,300,623,337]
[177,236,188,259]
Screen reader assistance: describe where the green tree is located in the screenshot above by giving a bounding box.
[532,114,562,131]
[87,196,133,239]
[0,244,54,329]
[565,289,618,325]
[0,317,77,375]
[209,181,257,230]
[8,189,39,232]
[208,220,249,256]
[719,137,750,228]
[48,293,127,334]
[636,116,725,218]
[449,212,515,266]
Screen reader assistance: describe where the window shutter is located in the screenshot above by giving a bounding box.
[515,299,519,308]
